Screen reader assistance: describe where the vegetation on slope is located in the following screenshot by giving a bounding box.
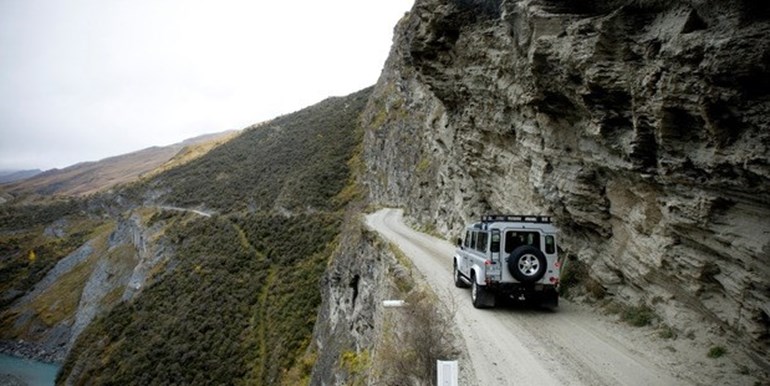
[134,89,371,213]
[0,198,105,310]
[62,213,339,384]
[59,87,372,385]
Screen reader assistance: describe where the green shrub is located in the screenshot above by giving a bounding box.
[340,349,371,386]
[621,305,656,327]
[658,325,676,339]
[707,346,726,358]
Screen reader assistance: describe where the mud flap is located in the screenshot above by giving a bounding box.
[540,290,559,309]
[472,280,496,308]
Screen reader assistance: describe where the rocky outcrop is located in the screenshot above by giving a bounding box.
[363,0,769,369]
[66,213,155,351]
[0,210,174,363]
[311,222,385,385]
[0,242,95,362]
[310,217,410,385]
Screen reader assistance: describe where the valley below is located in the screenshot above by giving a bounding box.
[0,353,59,386]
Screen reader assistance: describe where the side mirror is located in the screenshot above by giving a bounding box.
[456,238,463,247]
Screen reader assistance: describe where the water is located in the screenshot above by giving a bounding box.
[0,354,59,386]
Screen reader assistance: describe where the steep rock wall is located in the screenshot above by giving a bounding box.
[310,219,400,385]
[362,0,769,366]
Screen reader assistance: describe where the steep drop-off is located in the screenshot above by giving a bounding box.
[362,0,769,370]
[57,88,371,385]
[1,88,372,385]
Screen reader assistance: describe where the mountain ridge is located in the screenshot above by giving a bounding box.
[0,131,237,197]
[0,170,42,184]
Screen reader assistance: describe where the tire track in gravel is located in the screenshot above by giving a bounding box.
[366,208,688,386]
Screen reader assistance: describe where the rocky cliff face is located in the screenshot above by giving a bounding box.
[310,220,393,385]
[362,0,769,367]
[0,210,173,363]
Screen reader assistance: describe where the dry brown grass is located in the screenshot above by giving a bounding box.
[3,131,237,196]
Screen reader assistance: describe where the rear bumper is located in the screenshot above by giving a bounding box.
[484,282,558,295]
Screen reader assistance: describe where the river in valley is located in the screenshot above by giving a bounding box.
[0,354,59,386]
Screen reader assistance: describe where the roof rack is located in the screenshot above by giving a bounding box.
[481,214,553,224]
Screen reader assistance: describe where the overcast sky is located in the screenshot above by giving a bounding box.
[0,0,413,171]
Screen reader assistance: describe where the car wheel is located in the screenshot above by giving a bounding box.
[507,245,547,283]
[471,273,493,308]
[454,261,469,288]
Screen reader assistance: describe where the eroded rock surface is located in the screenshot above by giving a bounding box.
[362,0,769,368]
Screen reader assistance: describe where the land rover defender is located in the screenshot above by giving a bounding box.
[453,215,560,308]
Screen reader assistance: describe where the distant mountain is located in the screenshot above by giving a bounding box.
[0,131,237,197]
[0,169,42,184]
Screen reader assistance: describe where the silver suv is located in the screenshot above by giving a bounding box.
[453,215,560,309]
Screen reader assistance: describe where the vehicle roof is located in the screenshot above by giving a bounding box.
[465,215,559,233]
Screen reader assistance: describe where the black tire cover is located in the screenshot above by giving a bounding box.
[508,245,547,283]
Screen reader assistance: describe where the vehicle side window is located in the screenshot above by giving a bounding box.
[545,235,555,254]
[490,229,500,252]
[464,231,471,248]
[470,231,477,250]
[477,232,488,253]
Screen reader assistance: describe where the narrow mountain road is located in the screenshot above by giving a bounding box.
[157,206,212,218]
[366,208,689,386]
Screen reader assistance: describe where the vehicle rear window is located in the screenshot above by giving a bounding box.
[491,229,500,252]
[545,235,555,254]
[504,231,540,253]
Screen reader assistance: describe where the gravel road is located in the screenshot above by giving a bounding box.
[366,208,690,386]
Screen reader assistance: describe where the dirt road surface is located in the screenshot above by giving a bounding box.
[366,208,691,386]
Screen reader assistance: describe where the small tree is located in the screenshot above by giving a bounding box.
[376,288,460,385]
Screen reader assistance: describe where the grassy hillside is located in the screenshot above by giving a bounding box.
[135,92,368,213]
[58,87,372,385]
[1,131,235,197]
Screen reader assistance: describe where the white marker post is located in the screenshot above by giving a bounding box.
[382,300,407,308]
[437,360,458,386]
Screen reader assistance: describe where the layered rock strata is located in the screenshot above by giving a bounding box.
[362,0,769,367]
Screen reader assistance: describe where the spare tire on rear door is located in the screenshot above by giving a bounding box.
[507,245,547,283]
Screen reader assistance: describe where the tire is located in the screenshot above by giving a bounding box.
[471,273,494,308]
[454,261,469,288]
[507,245,547,283]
